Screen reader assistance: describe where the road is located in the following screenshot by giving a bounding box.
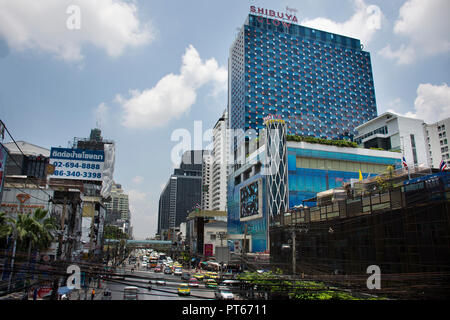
[103,265,216,300]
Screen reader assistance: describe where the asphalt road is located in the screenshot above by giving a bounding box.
[103,266,216,300]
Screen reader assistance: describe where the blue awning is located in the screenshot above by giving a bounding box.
[58,286,74,295]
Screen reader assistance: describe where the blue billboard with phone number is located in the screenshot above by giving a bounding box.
[49,147,104,181]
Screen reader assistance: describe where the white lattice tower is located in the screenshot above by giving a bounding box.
[264,118,289,220]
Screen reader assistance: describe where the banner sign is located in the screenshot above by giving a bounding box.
[49,147,104,181]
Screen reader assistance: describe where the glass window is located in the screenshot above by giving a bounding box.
[317,159,325,170]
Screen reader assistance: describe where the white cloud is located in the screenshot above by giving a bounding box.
[132,176,144,184]
[301,0,383,46]
[94,102,109,127]
[378,44,416,65]
[394,0,450,56]
[380,0,450,64]
[0,0,154,62]
[117,44,227,129]
[412,83,450,123]
[387,83,450,124]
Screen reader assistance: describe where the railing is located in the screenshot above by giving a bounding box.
[274,172,448,227]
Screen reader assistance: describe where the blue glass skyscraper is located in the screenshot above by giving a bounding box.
[228,13,378,140]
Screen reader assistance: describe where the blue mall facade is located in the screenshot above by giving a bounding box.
[227,140,402,253]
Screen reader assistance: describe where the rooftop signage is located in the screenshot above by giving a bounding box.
[263,114,285,124]
[250,6,299,25]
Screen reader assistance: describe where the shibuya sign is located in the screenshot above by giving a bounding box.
[250,6,299,27]
[263,114,283,124]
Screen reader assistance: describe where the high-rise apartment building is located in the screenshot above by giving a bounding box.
[424,117,450,168]
[211,110,230,211]
[105,183,130,221]
[201,151,213,210]
[228,11,377,142]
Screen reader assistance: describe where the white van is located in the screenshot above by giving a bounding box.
[123,286,139,300]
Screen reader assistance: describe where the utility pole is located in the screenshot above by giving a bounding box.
[50,195,67,300]
[292,227,296,276]
[241,225,248,272]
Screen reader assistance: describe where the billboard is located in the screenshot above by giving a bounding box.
[239,179,263,221]
[204,243,213,257]
[0,143,7,197]
[49,147,104,181]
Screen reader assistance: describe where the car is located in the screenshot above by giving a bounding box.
[174,268,183,276]
[188,278,199,287]
[193,273,204,281]
[154,266,162,273]
[141,261,147,268]
[205,279,218,289]
[177,284,190,296]
[181,272,191,281]
[164,267,172,275]
[215,286,234,300]
[152,277,166,285]
[222,280,240,289]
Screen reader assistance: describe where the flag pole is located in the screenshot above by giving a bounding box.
[400,136,411,180]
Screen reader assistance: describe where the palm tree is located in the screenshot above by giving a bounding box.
[0,211,12,239]
[4,209,57,292]
[14,209,56,264]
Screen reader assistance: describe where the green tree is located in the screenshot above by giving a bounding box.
[103,225,129,240]
[237,271,366,300]
[0,211,13,239]
[13,209,57,264]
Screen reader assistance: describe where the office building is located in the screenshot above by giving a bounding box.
[158,150,205,239]
[424,117,450,168]
[354,112,428,167]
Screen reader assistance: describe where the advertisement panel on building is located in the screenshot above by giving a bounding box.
[49,147,104,181]
[204,243,214,257]
[0,143,7,199]
[0,188,53,216]
[239,179,263,221]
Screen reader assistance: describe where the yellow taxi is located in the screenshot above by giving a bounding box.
[193,273,204,281]
[205,279,218,289]
[177,284,191,296]
[208,272,219,280]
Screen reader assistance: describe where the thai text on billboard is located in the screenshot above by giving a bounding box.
[49,147,104,181]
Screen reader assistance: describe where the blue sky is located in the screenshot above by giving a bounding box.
[0,0,449,239]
